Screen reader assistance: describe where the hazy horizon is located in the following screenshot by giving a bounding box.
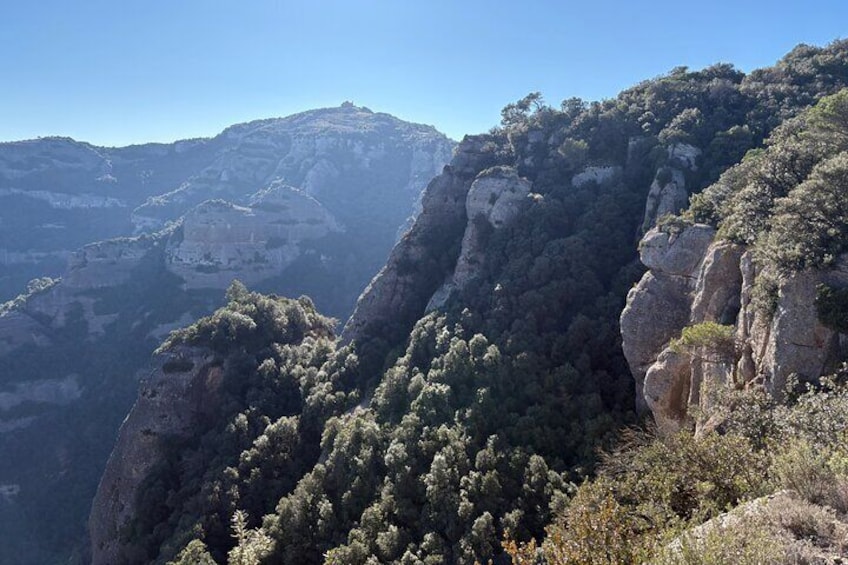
[2,0,847,146]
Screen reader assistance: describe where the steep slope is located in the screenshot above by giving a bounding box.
[90,40,848,565]
[0,107,453,565]
[508,66,848,565]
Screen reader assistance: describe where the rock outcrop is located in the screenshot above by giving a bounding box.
[571,165,621,188]
[622,224,848,432]
[620,225,716,415]
[89,346,222,565]
[428,166,532,307]
[165,184,340,289]
[14,236,163,337]
[342,135,514,344]
[642,143,701,230]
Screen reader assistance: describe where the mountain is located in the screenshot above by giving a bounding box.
[0,105,454,565]
[0,103,453,304]
[88,40,848,564]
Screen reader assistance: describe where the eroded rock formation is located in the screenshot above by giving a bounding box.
[622,225,848,432]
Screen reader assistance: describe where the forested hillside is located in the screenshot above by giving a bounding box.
[0,107,453,565]
[90,40,848,565]
[517,85,848,564]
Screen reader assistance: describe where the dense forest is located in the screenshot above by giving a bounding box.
[100,40,848,564]
[510,84,848,564]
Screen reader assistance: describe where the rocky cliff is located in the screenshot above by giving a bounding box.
[0,106,453,565]
[84,40,848,563]
[342,134,501,344]
[622,223,848,433]
[89,91,742,564]
[89,345,222,565]
[164,184,340,290]
[620,82,848,433]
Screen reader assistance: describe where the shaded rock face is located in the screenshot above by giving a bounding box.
[0,105,454,301]
[0,310,50,356]
[0,235,162,360]
[88,346,222,565]
[343,135,506,343]
[0,375,81,412]
[622,225,848,432]
[19,236,161,335]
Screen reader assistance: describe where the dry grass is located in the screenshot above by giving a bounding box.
[656,491,848,565]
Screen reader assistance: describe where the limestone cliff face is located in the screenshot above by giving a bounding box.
[621,225,848,432]
[165,184,340,289]
[131,104,454,234]
[89,346,222,565]
[0,235,164,358]
[0,136,213,300]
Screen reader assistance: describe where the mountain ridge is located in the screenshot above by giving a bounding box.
[85,39,848,564]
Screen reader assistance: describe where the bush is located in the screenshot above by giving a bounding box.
[770,439,848,512]
[670,322,736,362]
[654,515,783,565]
[815,283,848,333]
[505,428,770,564]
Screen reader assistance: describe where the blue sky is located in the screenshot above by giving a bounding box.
[1,0,846,146]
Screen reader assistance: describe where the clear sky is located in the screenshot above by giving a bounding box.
[1,0,846,146]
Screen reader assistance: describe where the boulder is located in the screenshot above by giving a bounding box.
[639,225,716,277]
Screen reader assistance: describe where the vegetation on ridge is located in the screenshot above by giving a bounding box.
[507,374,848,564]
[113,39,848,565]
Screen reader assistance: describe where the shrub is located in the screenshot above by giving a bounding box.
[670,322,736,362]
[654,515,783,565]
[815,283,848,333]
[770,439,848,513]
[167,539,217,565]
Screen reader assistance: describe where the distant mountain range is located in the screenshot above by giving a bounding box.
[0,103,453,304]
[0,104,454,565]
